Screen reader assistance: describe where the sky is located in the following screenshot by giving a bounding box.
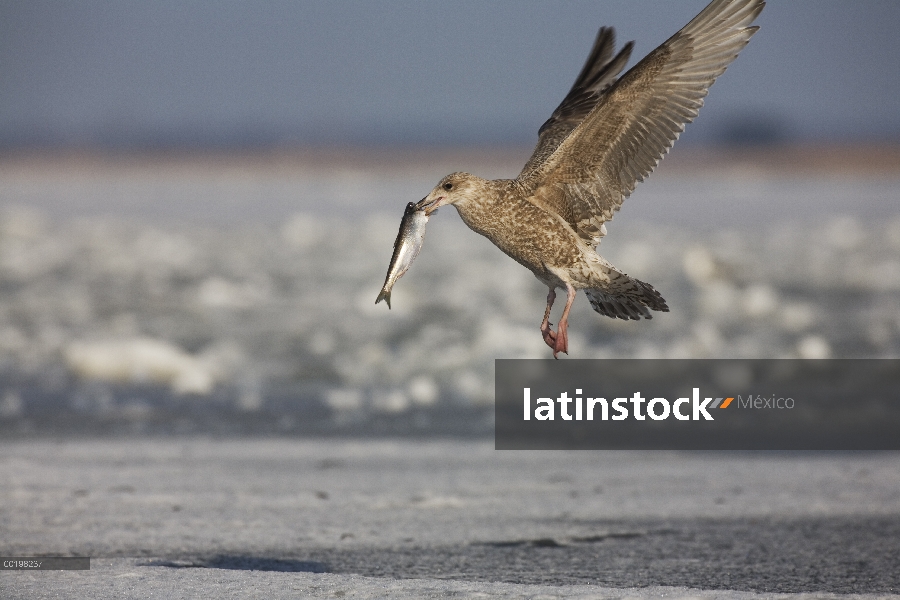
[2,1,899,149]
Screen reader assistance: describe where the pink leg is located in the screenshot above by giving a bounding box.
[552,284,576,359]
[540,288,557,348]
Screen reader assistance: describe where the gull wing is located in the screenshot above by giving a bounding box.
[522,0,764,247]
[519,27,633,178]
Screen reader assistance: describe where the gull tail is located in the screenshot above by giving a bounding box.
[585,272,668,321]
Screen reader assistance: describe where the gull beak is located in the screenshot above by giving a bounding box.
[414,195,444,216]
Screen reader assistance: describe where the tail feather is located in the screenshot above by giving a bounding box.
[585,274,668,321]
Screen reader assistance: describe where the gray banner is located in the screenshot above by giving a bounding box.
[495,359,900,450]
[0,557,90,570]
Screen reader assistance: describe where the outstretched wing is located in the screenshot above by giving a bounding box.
[522,0,764,247]
[519,27,633,178]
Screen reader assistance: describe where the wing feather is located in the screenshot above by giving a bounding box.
[521,0,764,247]
[519,27,634,177]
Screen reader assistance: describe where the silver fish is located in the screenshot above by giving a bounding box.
[376,202,430,308]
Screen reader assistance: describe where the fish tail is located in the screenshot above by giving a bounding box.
[375,289,392,309]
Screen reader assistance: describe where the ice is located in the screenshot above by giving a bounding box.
[63,337,218,395]
[0,164,898,433]
[4,440,900,597]
[796,335,832,360]
[407,375,439,407]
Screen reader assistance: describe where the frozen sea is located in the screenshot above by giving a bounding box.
[0,148,898,436]
[1,149,899,598]
[2,439,900,597]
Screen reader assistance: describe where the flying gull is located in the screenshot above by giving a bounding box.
[385,0,764,357]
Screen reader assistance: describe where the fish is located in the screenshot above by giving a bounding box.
[376,201,430,308]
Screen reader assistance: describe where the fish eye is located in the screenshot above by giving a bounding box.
[443,182,453,191]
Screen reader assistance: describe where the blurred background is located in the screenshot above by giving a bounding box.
[0,0,898,436]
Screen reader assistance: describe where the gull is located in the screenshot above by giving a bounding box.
[414,0,764,357]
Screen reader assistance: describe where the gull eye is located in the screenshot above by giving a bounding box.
[443,182,453,191]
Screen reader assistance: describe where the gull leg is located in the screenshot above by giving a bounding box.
[540,287,557,348]
[552,283,576,359]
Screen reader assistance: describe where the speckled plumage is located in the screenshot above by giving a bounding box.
[413,0,764,356]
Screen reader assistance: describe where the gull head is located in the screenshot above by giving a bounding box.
[415,172,485,215]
